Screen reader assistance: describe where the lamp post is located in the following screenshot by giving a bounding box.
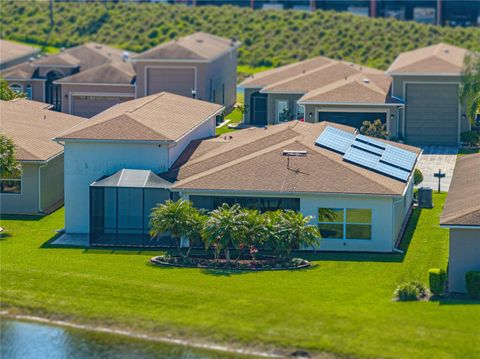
[191,88,197,99]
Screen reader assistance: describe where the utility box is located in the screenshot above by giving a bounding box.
[418,187,433,208]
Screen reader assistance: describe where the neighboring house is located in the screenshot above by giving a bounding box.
[239,57,403,137]
[0,39,40,70]
[54,92,224,235]
[1,32,239,117]
[387,43,470,146]
[132,32,239,110]
[440,154,480,294]
[0,99,84,215]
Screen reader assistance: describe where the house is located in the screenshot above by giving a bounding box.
[1,33,239,118]
[54,92,224,235]
[387,43,470,146]
[0,39,40,70]
[132,32,239,110]
[0,99,84,215]
[239,57,403,137]
[440,154,480,294]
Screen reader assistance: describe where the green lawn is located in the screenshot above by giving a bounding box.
[216,92,245,136]
[1,193,479,358]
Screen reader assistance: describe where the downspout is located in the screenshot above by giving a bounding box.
[38,162,48,213]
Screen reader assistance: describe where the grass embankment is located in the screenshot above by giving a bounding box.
[1,193,479,358]
[1,1,479,70]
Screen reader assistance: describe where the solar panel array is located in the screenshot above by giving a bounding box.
[315,126,418,182]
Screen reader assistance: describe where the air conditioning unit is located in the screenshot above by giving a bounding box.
[417,187,433,208]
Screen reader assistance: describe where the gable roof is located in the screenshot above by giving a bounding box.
[165,121,420,196]
[55,61,135,85]
[240,57,394,105]
[91,169,171,189]
[0,61,37,79]
[0,39,39,68]
[440,154,480,227]
[0,100,84,162]
[55,92,224,142]
[387,43,468,75]
[133,32,239,61]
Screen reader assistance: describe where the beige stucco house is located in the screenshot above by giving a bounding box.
[0,99,84,215]
[440,154,480,294]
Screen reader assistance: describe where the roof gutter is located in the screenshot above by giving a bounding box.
[297,101,405,107]
[440,224,480,229]
[37,162,48,213]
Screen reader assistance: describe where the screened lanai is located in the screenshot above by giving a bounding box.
[89,169,175,248]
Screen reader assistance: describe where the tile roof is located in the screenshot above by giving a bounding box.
[241,57,394,105]
[387,43,468,74]
[133,32,239,61]
[440,154,480,226]
[0,39,39,67]
[55,92,224,142]
[166,121,420,196]
[0,100,85,161]
[55,61,135,85]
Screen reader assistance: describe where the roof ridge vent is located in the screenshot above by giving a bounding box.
[443,48,450,54]
[363,78,370,84]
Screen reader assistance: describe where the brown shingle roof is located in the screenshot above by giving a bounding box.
[0,61,37,79]
[0,100,84,161]
[440,154,480,226]
[387,43,468,75]
[167,121,420,196]
[133,32,238,61]
[10,98,52,109]
[56,92,224,142]
[55,61,135,85]
[0,40,39,67]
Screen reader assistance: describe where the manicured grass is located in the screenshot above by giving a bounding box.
[216,92,245,136]
[1,193,479,358]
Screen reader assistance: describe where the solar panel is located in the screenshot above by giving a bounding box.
[381,145,417,171]
[352,139,384,156]
[376,162,410,182]
[315,126,355,154]
[355,134,387,149]
[343,146,380,170]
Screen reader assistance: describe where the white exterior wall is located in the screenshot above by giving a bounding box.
[64,141,169,234]
[168,116,216,167]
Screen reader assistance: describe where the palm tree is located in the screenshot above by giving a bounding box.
[149,199,193,257]
[263,210,284,260]
[241,209,267,261]
[277,210,321,258]
[202,203,245,265]
[184,209,207,258]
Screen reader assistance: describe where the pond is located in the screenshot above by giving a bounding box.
[1,319,254,359]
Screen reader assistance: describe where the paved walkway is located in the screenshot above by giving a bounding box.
[415,146,458,192]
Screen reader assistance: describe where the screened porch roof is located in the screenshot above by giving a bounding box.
[91,169,172,189]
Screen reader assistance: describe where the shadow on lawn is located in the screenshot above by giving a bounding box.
[1,214,45,222]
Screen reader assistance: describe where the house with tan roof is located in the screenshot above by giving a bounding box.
[54,92,224,235]
[0,39,40,70]
[0,99,84,215]
[387,43,471,146]
[440,154,480,293]
[1,32,239,118]
[239,56,404,138]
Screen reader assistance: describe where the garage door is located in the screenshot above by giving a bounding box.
[405,84,459,146]
[72,96,133,118]
[318,112,386,129]
[147,68,195,97]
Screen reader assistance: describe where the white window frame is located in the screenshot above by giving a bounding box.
[276,99,289,123]
[318,207,372,241]
[0,169,22,195]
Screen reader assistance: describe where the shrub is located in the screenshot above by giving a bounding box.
[413,168,424,186]
[394,281,428,301]
[359,119,388,139]
[460,131,480,146]
[428,268,446,296]
[465,271,480,300]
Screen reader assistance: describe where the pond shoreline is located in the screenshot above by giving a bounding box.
[0,310,285,358]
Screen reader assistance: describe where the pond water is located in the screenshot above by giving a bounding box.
[1,319,251,359]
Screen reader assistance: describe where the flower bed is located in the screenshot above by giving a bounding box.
[150,255,311,271]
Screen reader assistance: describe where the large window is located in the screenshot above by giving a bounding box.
[318,208,372,240]
[25,85,32,100]
[296,104,305,121]
[0,168,22,194]
[276,100,290,122]
[190,195,300,213]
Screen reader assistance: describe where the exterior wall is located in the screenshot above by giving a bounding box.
[392,178,414,243]
[267,93,303,125]
[168,115,217,167]
[3,79,45,102]
[242,87,261,124]
[0,162,39,214]
[448,228,480,293]
[64,141,170,234]
[390,74,469,140]
[58,83,135,114]
[39,154,65,213]
[179,190,402,252]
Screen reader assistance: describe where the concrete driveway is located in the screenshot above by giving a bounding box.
[415,146,458,192]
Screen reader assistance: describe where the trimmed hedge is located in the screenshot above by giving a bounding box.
[394,281,428,301]
[428,268,446,296]
[466,271,480,300]
[414,168,424,186]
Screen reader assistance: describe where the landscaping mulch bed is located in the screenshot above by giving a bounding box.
[150,255,311,271]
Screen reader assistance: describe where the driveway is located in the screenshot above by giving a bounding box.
[415,146,457,192]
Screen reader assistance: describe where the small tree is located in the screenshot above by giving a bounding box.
[414,168,424,186]
[150,199,194,257]
[278,210,320,258]
[0,132,21,178]
[460,54,480,125]
[0,78,25,101]
[202,203,245,264]
[359,119,389,139]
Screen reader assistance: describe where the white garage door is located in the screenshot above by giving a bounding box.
[72,95,133,118]
[146,68,195,97]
